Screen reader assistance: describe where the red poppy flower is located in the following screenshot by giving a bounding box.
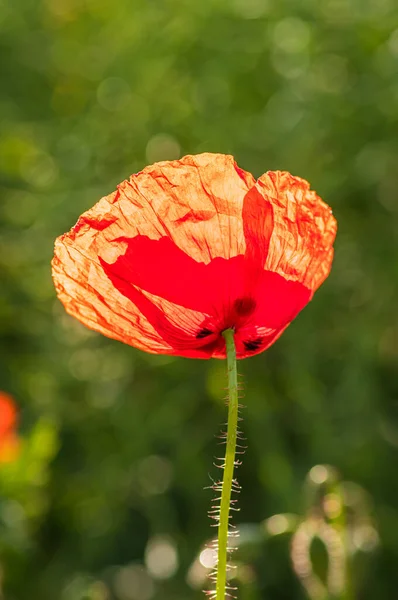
[0,391,19,463]
[52,153,336,359]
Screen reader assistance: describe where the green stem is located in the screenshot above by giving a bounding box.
[334,482,354,600]
[216,328,239,600]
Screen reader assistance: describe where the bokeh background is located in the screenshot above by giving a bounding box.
[1,0,398,598]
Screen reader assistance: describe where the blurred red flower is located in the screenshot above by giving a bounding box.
[52,153,337,359]
[0,391,20,463]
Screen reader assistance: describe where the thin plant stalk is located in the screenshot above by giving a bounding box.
[216,328,239,600]
[334,482,354,600]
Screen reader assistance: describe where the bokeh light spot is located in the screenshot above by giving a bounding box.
[199,547,217,569]
[145,134,181,163]
[309,465,329,485]
[145,536,178,579]
[323,493,342,519]
[114,565,154,600]
[265,514,290,536]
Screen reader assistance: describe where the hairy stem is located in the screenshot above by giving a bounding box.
[216,328,239,600]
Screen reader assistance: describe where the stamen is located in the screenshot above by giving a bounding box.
[197,328,214,339]
[243,337,263,352]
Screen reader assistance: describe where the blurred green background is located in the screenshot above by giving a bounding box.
[1,0,398,598]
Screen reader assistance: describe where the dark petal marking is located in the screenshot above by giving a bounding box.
[243,337,263,352]
[196,328,214,339]
[234,296,256,316]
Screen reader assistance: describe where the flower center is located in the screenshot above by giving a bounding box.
[195,296,258,345]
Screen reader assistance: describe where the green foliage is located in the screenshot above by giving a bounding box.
[1,0,398,598]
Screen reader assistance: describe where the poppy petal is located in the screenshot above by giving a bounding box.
[255,171,336,293]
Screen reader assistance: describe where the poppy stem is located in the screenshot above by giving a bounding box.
[216,328,239,600]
